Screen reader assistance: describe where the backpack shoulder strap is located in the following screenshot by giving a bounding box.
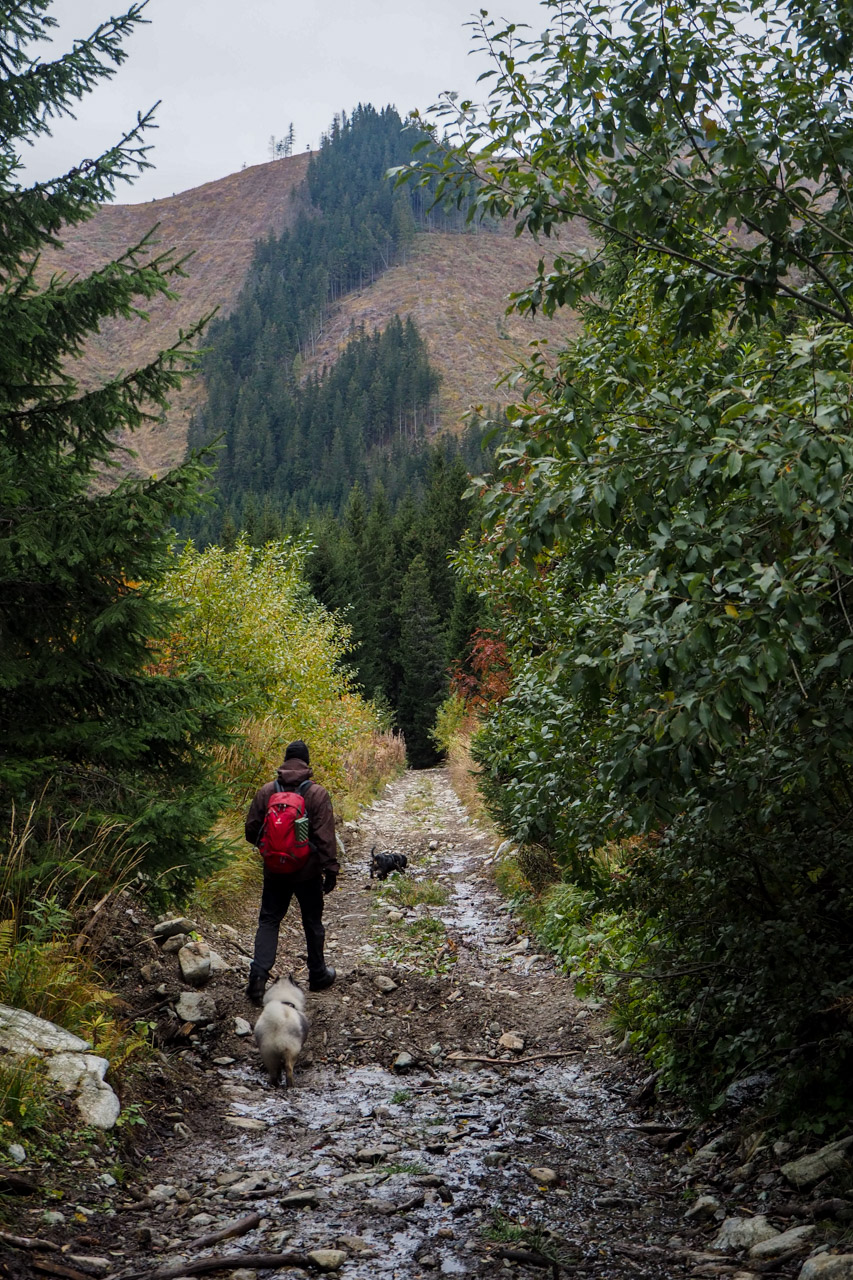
[298,779,312,797]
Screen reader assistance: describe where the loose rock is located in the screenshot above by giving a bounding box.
[685,1195,722,1222]
[308,1249,347,1272]
[498,1031,525,1052]
[374,975,398,993]
[161,934,187,954]
[175,991,216,1024]
[528,1167,559,1186]
[234,1017,252,1037]
[750,1225,816,1259]
[154,917,196,940]
[712,1216,779,1253]
[799,1257,853,1280]
[782,1138,853,1190]
[178,941,212,987]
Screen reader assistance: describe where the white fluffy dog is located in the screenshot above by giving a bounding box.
[252,977,309,1087]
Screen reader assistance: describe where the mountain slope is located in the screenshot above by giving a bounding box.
[41,152,581,476]
[39,154,310,474]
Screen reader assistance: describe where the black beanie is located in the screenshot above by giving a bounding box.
[284,739,310,765]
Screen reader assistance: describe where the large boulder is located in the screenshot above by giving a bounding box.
[0,1005,121,1129]
[782,1139,853,1190]
[712,1216,780,1253]
[799,1256,853,1279]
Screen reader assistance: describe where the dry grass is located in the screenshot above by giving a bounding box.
[339,730,407,822]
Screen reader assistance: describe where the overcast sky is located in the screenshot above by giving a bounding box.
[22,0,548,204]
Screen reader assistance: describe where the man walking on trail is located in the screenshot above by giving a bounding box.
[244,740,339,1004]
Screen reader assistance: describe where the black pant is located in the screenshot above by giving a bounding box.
[250,872,326,981]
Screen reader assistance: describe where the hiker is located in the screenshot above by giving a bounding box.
[244,739,339,1003]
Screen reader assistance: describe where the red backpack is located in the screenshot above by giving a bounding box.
[258,779,311,874]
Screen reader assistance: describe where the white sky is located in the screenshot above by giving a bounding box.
[22,0,549,203]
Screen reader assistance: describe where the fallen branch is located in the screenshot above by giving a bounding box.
[185,1212,261,1252]
[108,1251,318,1280]
[31,1260,91,1280]
[73,890,113,953]
[446,1050,581,1067]
[0,1231,60,1251]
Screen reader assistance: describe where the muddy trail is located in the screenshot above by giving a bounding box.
[6,770,739,1279]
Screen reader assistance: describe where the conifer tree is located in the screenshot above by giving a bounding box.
[396,556,446,768]
[0,2,230,898]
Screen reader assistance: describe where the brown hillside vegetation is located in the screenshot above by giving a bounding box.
[41,153,586,476]
[308,224,588,432]
[39,153,310,475]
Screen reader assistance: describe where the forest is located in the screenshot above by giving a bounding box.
[404,0,853,1120]
[2,0,852,1166]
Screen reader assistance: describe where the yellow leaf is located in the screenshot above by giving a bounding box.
[725,604,739,618]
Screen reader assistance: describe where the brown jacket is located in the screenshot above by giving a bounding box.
[245,759,339,882]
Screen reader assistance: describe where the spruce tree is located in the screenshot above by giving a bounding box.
[396,556,446,768]
[0,2,231,899]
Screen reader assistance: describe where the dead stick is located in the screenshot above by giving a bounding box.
[446,1050,581,1066]
[185,1212,261,1252]
[0,1230,60,1251]
[110,1252,317,1280]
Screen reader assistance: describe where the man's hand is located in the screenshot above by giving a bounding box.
[323,870,338,895]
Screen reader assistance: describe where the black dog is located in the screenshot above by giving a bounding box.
[369,846,408,880]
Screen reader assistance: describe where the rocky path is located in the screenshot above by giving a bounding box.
[93,768,697,1280]
[13,769,839,1280]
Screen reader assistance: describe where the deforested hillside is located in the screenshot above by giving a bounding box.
[39,120,578,481]
[37,153,311,475]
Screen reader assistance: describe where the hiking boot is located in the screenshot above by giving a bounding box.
[246,972,267,1005]
[308,965,336,992]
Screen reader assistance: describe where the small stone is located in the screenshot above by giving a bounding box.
[799,1258,853,1280]
[224,1116,266,1132]
[161,934,187,954]
[175,1188,192,1203]
[175,992,216,1024]
[213,1056,235,1065]
[99,1172,117,1187]
[393,1051,413,1070]
[230,1270,258,1280]
[147,1184,177,1203]
[386,910,405,923]
[487,1021,501,1037]
[356,1145,398,1163]
[189,1213,214,1226]
[428,1042,442,1057]
[338,1236,371,1253]
[178,942,211,987]
[234,1017,252,1037]
[685,1195,722,1222]
[308,1250,347,1272]
[498,1031,525,1052]
[528,1166,559,1186]
[281,1188,323,1208]
[216,1170,245,1186]
[782,1138,853,1190]
[429,840,438,850]
[712,1216,779,1253]
[8,1143,25,1163]
[750,1225,815,1259]
[42,1210,66,1225]
[208,950,230,972]
[67,1258,110,1275]
[154,917,196,940]
[374,975,398,993]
